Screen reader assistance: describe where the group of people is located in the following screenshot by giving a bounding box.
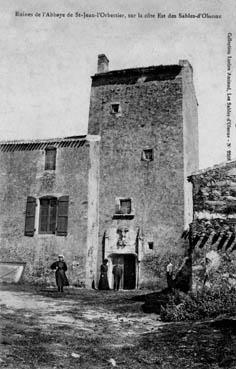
[51,255,175,293]
[98,259,123,291]
[50,256,123,292]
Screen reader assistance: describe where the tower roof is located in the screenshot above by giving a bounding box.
[92,64,183,86]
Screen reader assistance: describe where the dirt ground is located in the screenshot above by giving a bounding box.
[0,284,235,369]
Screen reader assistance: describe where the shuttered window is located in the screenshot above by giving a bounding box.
[45,147,56,170]
[25,196,69,236]
[24,196,36,236]
[39,196,69,236]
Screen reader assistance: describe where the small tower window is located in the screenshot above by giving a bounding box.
[119,199,131,214]
[148,242,154,250]
[142,149,154,162]
[114,197,134,219]
[111,103,121,114]
[45,147,57,170]
[115,198,132,215]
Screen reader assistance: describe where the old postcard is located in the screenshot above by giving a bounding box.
[0,1,235,368]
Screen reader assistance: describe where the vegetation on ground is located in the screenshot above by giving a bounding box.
[160,284,236,322]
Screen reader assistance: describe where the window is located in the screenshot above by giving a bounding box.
[45,147,56,170]
[120,199,131,214]
[115,198,132,215]
[111,103,121,114]
[141,149,154,162]
[148,242,154,250]
[114,197,134,219]
[39,197,57,234]
[24,195,69,236]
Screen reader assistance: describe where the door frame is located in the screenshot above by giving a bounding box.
[107,253,138,290]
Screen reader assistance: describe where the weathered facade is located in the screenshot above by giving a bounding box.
[88,55,198,288]
[0,55,199,288]
[0,136,100,286]
[188,160,236,290]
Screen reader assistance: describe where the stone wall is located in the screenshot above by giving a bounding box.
[88,61,198,288]
[188,160,236,290]
[191,160,236,217]
[0,138,98,286]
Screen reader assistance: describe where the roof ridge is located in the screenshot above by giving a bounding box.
[0,135,87,145]
[189,158,236,176]
[93,64,181,78]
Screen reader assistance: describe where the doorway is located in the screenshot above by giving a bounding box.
[110,254,136,290]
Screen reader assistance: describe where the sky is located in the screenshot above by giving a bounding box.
[0,0,235,168]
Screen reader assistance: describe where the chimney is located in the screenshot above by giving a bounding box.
[97,54,109,73]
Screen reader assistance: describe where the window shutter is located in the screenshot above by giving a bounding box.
[56,196,69,236]
[25,196,36,236]
[49,198,57,234]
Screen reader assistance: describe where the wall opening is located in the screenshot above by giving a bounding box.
[45,147,57,170]
[111,103,121,114]
[109,253,136,290]
[141,149,154,162]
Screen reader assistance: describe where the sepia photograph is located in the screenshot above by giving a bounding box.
[0,0,235,368]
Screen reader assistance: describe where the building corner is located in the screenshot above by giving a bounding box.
[85,135,100,288]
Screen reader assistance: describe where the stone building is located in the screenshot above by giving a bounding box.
[0,55,199,288]
[88,55,198,289]
[0,136,100,286]
[188,160,236,290]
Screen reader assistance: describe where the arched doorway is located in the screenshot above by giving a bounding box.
[108,253,137,290]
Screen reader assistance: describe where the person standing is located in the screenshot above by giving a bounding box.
[98,259,110,290]
[112,264,123,291]
[166,260,174,290]
[50,255,69,292]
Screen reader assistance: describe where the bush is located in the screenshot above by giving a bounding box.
[160,284,236,322]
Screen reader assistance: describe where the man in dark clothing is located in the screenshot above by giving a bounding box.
[112,264,123,291]
[50,255,69,292]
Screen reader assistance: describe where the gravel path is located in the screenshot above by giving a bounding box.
[0,287,164,369]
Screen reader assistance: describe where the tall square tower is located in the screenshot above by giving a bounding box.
[89,55,198,288]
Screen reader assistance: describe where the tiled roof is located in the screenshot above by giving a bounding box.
[0,136,87,152]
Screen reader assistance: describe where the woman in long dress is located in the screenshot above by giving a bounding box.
[98,259,110,290]
[50,255,69,292]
